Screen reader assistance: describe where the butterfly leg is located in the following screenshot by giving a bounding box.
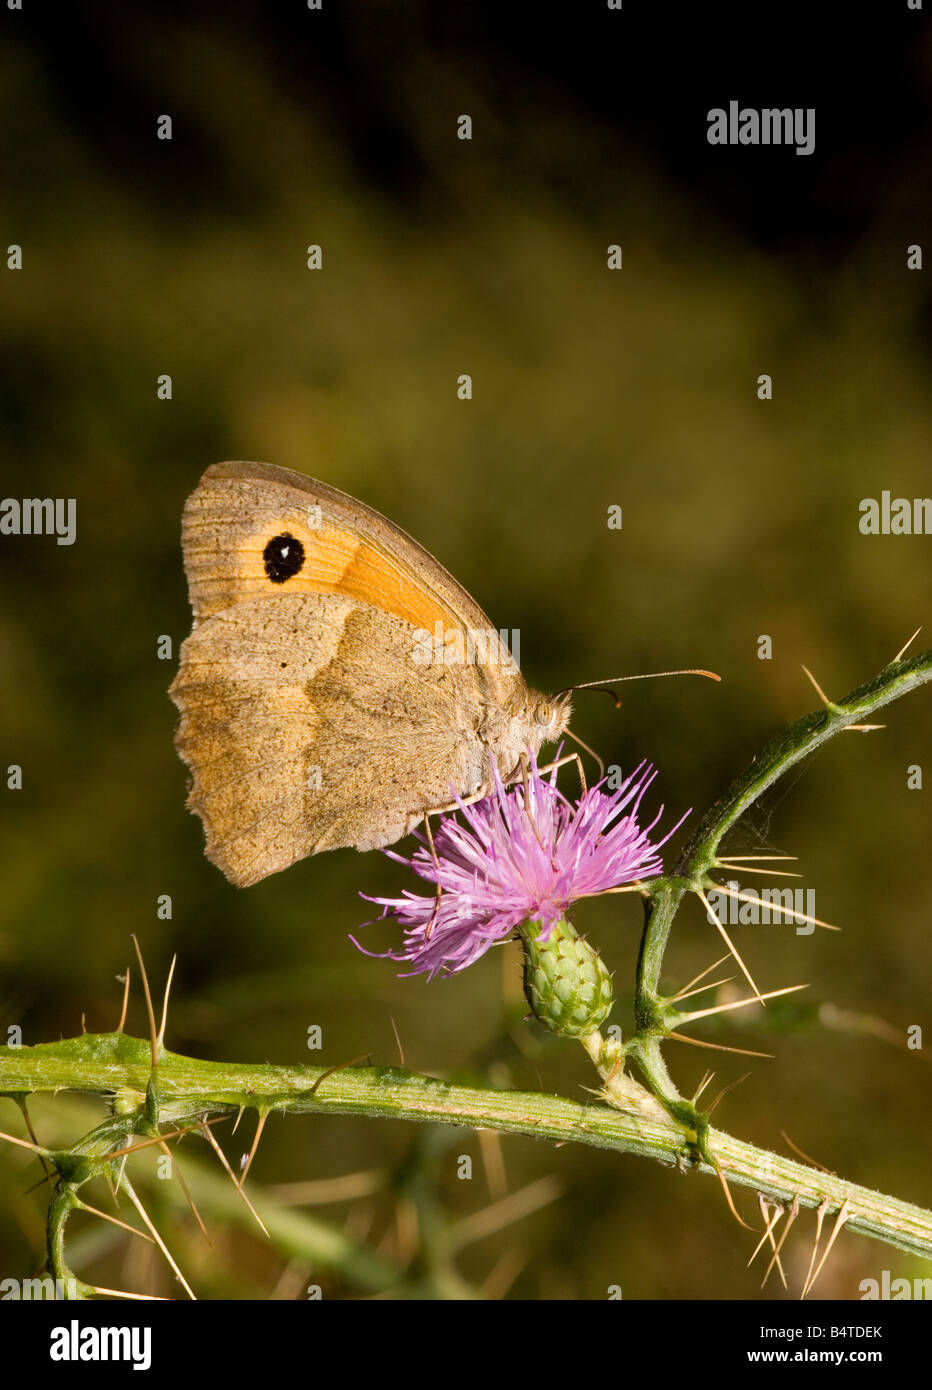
[533,750,588,796]
[422,811,444,941]
[427,751,585,821]
[516,752,548,851]
[427,786,496,817]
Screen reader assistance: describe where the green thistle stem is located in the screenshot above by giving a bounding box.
[3,1032,932,1260]
[621,648,932,1145]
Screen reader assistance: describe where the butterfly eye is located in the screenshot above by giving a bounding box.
[535,700,555,727]
[263,533,305,584]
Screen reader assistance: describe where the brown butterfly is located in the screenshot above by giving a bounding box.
[169,462,571,886]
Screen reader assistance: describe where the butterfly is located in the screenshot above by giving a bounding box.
[169,462,571,886]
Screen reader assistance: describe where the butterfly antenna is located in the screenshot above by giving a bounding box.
[557,668,721,704]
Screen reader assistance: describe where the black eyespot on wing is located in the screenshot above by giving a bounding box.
[263,533,305,583]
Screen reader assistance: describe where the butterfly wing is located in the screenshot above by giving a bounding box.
[170,462,529,885]
[178,460,498,632]
[171,592,494,885]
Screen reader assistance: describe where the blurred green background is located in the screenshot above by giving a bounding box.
[1,3,930,1299]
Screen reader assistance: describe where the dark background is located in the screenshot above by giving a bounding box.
[1,1,930,1300]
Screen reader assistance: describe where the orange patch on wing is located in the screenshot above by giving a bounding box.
[248,522,455,632]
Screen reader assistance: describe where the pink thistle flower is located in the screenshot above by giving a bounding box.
[357,753,688,979]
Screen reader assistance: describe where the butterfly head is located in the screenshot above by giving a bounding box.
[514,689,572,760]
[531,691,572,743]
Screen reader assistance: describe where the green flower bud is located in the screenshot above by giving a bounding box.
[521,916,613,1037]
